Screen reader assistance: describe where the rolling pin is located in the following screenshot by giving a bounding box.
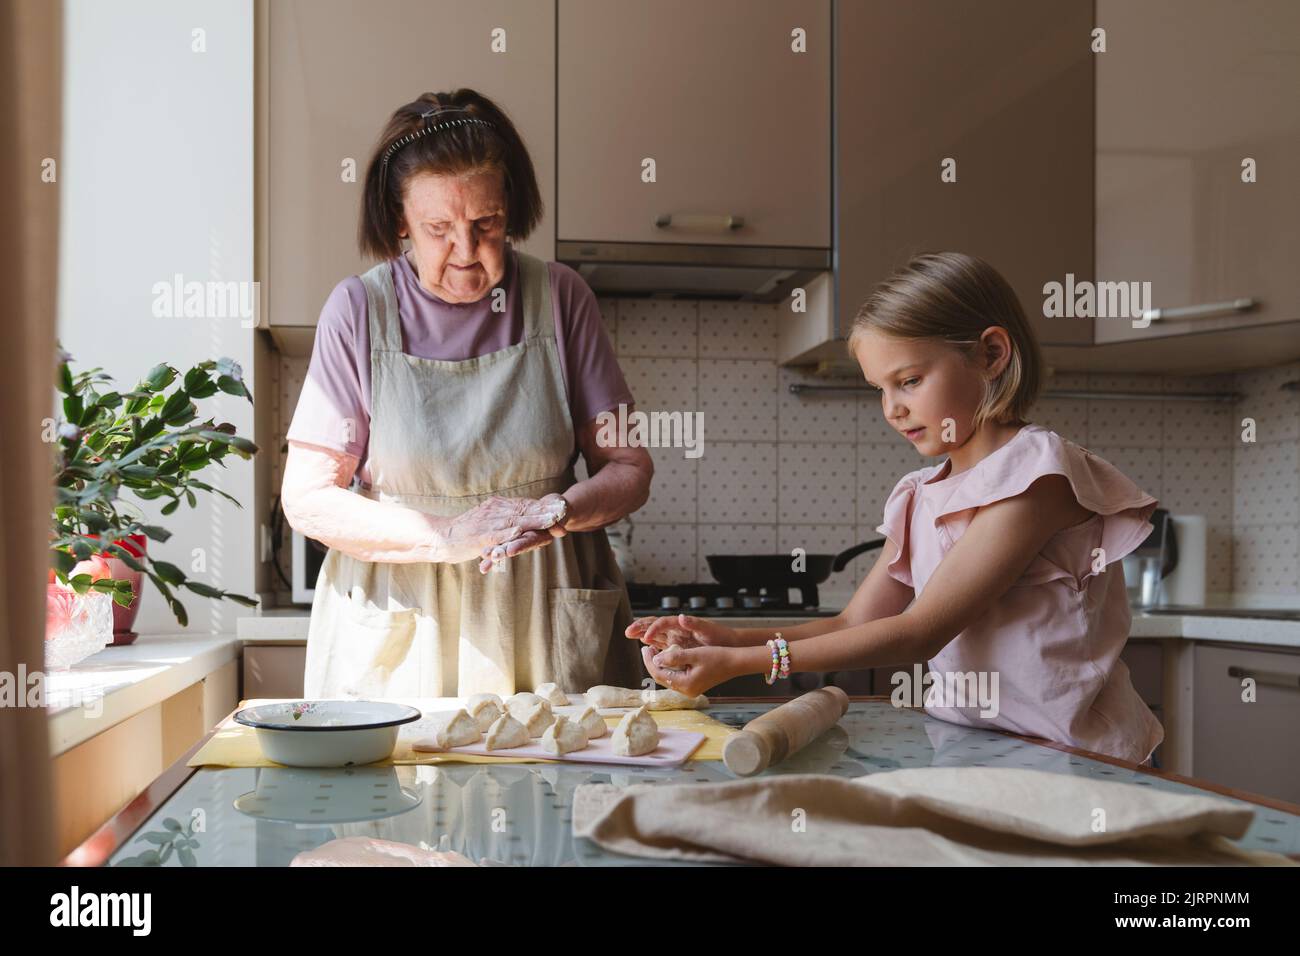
[722,686,849,776]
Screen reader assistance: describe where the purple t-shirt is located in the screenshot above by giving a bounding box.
[287,243,634,485]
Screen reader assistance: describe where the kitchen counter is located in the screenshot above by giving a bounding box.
[45,633,240,756]
[80,698,1300,866]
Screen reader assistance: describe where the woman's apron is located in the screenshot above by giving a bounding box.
[302,251,643,699]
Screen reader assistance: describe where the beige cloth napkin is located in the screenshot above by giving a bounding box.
[572,767,1298,866]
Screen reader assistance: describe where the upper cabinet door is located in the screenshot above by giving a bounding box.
[557,0,830,248]
[260,0,555,328]
[1095,0,1300,344]
[837,0,1096,347]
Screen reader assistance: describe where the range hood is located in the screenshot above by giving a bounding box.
[555,240,831,303]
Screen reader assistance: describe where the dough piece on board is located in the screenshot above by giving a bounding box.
[434,709,482,749]
[534,682,569,707]
[575,705,608,739]
[585,685,643,709]
[505,692,543,712]
[611,705,659,757]
[641,688,709,711]
[467,693,504,731]
[485,713,530,751]
[541,715,589,755]
[511,698,555,737]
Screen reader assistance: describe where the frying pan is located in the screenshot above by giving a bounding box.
[706,538,886,588]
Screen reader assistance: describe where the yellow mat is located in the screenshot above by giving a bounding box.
[190,698,738,768]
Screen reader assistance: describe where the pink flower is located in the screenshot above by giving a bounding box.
[46,584,79,640]
[71,554,113,582]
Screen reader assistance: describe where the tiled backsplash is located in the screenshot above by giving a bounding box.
[274,298,1300,603]
[595,299,1300,603]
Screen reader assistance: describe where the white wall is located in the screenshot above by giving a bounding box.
[58,0,256,635]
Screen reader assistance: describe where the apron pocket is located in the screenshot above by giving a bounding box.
[326,598,419,699]
[549,585,623,693]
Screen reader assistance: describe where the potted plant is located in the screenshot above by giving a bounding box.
[47,346,260,664]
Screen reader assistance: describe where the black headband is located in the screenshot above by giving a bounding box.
[378,106,497,197]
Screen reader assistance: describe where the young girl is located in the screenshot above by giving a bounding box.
[628,251,1165,766]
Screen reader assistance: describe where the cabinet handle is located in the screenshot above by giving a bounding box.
[1141,297,1256,323]
[653,213,745,232]
[1227,665,1300,690]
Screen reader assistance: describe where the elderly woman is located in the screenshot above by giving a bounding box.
[281,89,652,699]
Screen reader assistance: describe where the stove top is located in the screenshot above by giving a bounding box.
[626,581,838,617]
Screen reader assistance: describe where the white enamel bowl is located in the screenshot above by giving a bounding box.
[234,700,422,767]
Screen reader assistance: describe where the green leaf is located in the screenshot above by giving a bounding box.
[58,362,74,395]
[111,589,135,608]
[80,512,110,533]
[159,844,174,864]
[162,817,183,831]
[184,581,223,598]
[142,832,169,844]
[143,364,176,392]
[178,847,196,867]
[224,592,261,608]
[138,524,171,543]
[160,498,180,515]
[188,380,219,398]
[168,597,189,628]
[180,451,210,471]
[216,375,251,401]
[96,391,122,410]
[185,489,197,507]
[152,561,185,585]
[62,394,84,424]
[70,539,92,560]
[107,544,144,571]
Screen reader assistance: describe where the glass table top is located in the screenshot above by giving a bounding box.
[108,701,1300,866]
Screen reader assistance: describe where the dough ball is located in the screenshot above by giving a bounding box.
[467,693,505,731]
[485,713,530,751]
[534,682,569,707]
[575,705,608,739]
[611,705,659,756]
[541,714,589,755]
[434,709,482,749]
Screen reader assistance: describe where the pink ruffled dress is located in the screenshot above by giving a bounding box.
[876,423,1165,764]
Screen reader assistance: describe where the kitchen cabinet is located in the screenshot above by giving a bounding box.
[256,0,557,352]
[1192,641,1300,803]
[807,0,1096,370]
[557,0,831,249]
[1044,0,1300,373]
[1092,0,1300,345]
[243,643,306,699]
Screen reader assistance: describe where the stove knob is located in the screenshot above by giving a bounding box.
[741,595,762,609]
[688,596,708,610]
[660,596,681,610]
[715,596,735,609]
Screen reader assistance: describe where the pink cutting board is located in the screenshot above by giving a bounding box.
[408,727,707,768]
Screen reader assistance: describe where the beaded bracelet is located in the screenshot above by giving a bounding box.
[764,632,792,684]
[776,633,792,679]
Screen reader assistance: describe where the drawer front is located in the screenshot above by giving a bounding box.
[1193,643,1300,802]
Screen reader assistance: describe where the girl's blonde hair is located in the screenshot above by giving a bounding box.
[848,252,1043,429]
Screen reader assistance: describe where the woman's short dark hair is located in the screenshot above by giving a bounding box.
[358,89,543,261]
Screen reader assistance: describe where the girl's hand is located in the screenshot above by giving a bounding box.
[641,644,738,698]
[625,613,739,649]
